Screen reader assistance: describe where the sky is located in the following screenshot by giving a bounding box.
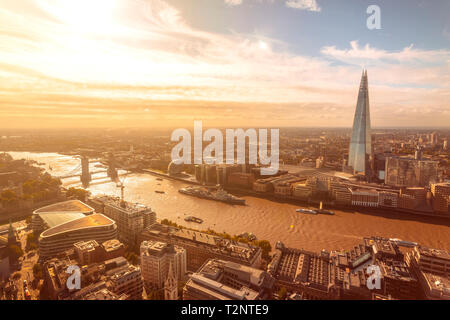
[0,0,449,129]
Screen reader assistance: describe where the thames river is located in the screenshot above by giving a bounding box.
[9,152,450,252]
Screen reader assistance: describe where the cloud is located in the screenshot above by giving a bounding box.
[285,0,321,12]
[321,40,450,66]
[224,0,243,6]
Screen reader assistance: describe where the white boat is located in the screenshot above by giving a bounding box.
[296,208,318,215]
[389,238,418,247]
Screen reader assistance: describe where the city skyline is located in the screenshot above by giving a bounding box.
[0,0,449,129]
[0,1,449,305]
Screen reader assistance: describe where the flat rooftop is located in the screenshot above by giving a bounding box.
[422,272,450,299]
[95,195,152,214]
[34,200,94,215]
[39,212,86,229]
[40,213,115,238]
[418,247,450,261]
[187,273,259,300]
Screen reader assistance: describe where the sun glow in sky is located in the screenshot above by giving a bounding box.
[0,0,449,128]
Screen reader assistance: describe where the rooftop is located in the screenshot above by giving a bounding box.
[421,272,450,299]
[40,213,115,238]
[144,223,259,261]
[140,240,179,257]
[34,200,94,215]
[96,195,152,214]
[39,212,86,229]
[187,273,259,300]
[74,240,99,251]
[418,246,450,261]
[380,260,417,282]
[102,239,124,252]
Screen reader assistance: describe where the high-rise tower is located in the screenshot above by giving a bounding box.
[348,70,372,177]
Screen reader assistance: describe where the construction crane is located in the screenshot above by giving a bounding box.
[116,174,128,201]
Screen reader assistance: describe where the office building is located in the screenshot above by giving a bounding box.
[431,182,450,214]
[292,182,313,200]
[74,240,101,265]
[406,246,450,300]
[38,214,116,260]
[416,271,450,300]
[32,200,95,234]
[183,259,275,300]
[350,188,379,207]
[379,260,421,300]
[35,201,117,259]
[140,240,186,290]
[409,246,450,277]
[267,242,334,300]
[139,223,262,271]
[385,157,439,187]
[65,281,128,300]
[347,70,372,177]
[73,239,125,265]
[90,196,156,245]
[107,262,144,300]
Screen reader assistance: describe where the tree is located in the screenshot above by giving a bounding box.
[147,290,163,300]
[126,252,139,265]
[26,233,38,251]
[0,189,17,205]
[8,245,23,261]
[161,219,178,228]
[33,264,43,279]
[66,187,89,201]
[12,272,22,280]
[254,240,272,260]
[26,233,36,243]
[278,287,287,300]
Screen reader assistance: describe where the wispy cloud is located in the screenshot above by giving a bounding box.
[224,0,243,6]
[224,0,321,12]
[321,40,450,66]
[285,0,321,12]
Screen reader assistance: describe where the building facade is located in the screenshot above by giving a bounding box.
[139,223,262,272]
[385,157,439,188]
[348,70,372,178]
[90,196,156,245]
[140,240,187,290]
[183,259,275,300]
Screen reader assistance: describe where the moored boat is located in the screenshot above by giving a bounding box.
[296,208,318,215]
[184,216,203,223]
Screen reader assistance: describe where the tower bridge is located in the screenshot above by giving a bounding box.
[54,154,120,186]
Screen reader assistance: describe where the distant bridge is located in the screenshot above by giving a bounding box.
[54,155,119,186]
[56,170,107,179]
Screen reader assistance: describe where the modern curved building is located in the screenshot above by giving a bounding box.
[33,200,117,259]
[32,200,95,234]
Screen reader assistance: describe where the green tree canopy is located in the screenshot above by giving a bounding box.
[278,287,287,300]
[8,244,23,261]
[66,187,89,201]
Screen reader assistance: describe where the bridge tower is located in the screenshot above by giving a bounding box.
[80,156,91,185]
[107,153,118,181]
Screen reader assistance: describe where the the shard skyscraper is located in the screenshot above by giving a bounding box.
[348,69,372,177]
